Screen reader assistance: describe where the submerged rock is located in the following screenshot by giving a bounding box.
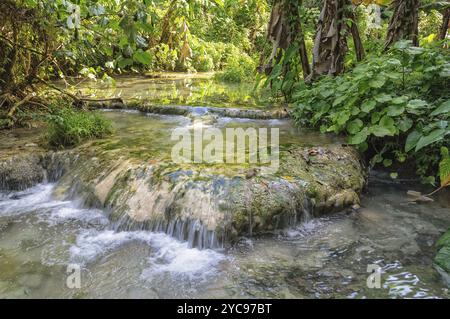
[0,111,366,249]
[0,154,45,191]
[88,101,290,120]
[46,143,365,249]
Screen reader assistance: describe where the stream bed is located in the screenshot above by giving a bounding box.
[0,75,449,298]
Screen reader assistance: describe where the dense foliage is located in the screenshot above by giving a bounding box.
[255,0,449,185]
[0,0,268,77]
[292,41,449,184]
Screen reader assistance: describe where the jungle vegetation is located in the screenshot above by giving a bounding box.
[0,0,449,187]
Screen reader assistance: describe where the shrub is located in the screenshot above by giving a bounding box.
[214,49,256,83]
[292,41,450,184]
[150,44,178,71]
[46,107,113,148]
[191,38,224,71]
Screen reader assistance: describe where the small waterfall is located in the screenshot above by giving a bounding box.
[111,215,224,249]
[0,112,365,252]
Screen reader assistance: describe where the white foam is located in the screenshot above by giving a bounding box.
[0,184,61,216]
[2,184,226,283]
[145,233,224,274]
[70,229,226,280]
[43,206,109,226]
[0,184,108,226]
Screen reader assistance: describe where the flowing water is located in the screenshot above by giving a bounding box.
[0,181,449,298]
[0,75,449,298]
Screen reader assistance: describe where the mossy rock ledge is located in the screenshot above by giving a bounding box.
[435,229,450,288]
[87,100,291,120]
[0,140,366,249]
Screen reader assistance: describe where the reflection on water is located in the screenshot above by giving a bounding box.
[0,181,449,298]
[62,74,272,109]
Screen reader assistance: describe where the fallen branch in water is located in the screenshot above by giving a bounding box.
[76,97,124,103]
[37,77,124,105]
[37,77,81,102]
[7,92,36,118]
[406,190,434,203]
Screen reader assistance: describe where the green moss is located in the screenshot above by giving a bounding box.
[105,169,133,207]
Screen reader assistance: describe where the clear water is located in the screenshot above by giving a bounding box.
[0,182,449,298]
[1,76,449,298]
[60,73,272,109]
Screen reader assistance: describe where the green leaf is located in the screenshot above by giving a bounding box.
[391,96,408,105]
[390,172,398,179]
[439,157,450,187]
[333,95,347,107]
[117,57,133,69]
[405,131,421,152]
[442,147,449,158]
[406,47,425,55]
[361,100,377,113]
[336,111,350,125]
[415,129,446,152]
[370,125,395,137]
[393,40,412,50]
[372,153,384,164]
[383,159,393,167]
[350,106,360,116]
[358,142,368,152]
[398,118,413,132]
[320,89,334,98]
[347,119,363,134]
[430,100,450,116]
[371,116,396,137]
[407,99,428,109]
[369,75,386,88]
[386,105,405,117]
[348,127,369,145]
[422,175,436,186]
[386,58,402,66]
[380,115,395,129]
[119,36,129,48]
[406,99,429,115]
[133,50,152,65]
[375,93,392,103]
[371,112,381,124]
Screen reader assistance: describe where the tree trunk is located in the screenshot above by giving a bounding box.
[159,0,177,46]
[259,0,310,78]
[293,3,311,77]
[0,26,18,93]
[439,8,450,40]
[349,9,365,62]
[307,0,351,81]
[384,0,420,50]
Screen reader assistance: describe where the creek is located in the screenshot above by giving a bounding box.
[0,74,448,298]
